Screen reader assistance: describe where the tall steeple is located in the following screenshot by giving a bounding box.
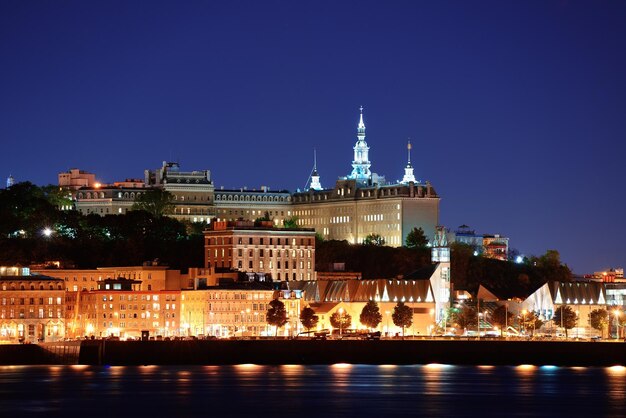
[401,140,416,184]
[349,106,372,183]
[309,149,323,191]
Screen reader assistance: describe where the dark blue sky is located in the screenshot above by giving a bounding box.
[1,1,625,274]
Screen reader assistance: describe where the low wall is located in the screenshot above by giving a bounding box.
[79,340,626,367]
[0,341,80,365]
[2,340,624,366]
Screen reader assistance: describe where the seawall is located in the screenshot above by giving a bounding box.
[85,340,626,366]
[2,340,624,366]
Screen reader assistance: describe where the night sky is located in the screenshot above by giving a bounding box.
[1,1,625,274]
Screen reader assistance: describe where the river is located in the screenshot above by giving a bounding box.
[1,364,624,417]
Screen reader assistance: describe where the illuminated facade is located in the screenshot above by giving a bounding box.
[69,279,181,339]
[292,109,439,245]
[181,287,277,337]
[204,221,316,281]
[0,267,66,343]
[289,277,438,336]
[32,265,184,292]
[58,168,96,190]
[145,161,215,223]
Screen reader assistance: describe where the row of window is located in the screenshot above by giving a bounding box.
[0,308,63,319]
[215,194,290,203]
[1,297,63,305]
[1,283,63,291]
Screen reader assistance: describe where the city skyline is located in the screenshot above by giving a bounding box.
[1,1,625,274]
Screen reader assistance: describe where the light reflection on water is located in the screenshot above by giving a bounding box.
[0,364,624,417]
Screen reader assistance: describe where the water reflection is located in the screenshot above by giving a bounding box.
[0,365,624,417]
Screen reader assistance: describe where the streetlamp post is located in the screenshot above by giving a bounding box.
[338,308,344,338]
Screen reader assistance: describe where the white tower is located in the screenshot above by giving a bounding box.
[401,140,416,184]
[6,175,14,188]
[430,225,451,326]
[309,149,323,191]
[348,106,372,183]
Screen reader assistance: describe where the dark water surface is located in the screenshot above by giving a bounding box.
[1,364,625,417]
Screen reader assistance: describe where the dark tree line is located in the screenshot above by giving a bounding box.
[0,182,203,270]
[315,239,432,279]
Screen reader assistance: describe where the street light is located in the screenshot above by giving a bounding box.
[338,308,344,338]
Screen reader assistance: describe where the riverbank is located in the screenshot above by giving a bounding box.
[1,340,624,366]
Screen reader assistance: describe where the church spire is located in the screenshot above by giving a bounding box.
[309,149,323,190]
[401,139,416,184]
[349,106,372,183]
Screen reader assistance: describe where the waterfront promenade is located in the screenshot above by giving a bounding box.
[0,339,624,367]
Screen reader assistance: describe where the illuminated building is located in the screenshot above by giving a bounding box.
[453,225,509,260]
[144,161,215,223]
[181,286,277,338]
[204,220,316,282]
[292,108,439,246]
[72,278,181,339]
[58,168,96,190]
[6,174,15,189]
[288,275,437,336]
[32,265,185,292]
[0,266,65,343]
[212,187,292,226]
[74,184,146,215]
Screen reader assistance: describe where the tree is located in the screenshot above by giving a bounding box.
[588,308,609,338]
[450,304,477,333]
[363,233,385,246]
[282,216,299,229]
[300,306,319,332]
[490,305,514,336]
[359,300,383,330]
[330,310,352,331]
[553,305,577,338]
[266,299,288,336]
[131,189,175,217]
[392,302,413,337]
[519,310,543,336]
[405,227,428,249]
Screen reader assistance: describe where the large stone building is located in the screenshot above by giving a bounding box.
[68,277,181,339]
[204,220,316,282]
[0,267,66,343]
[180,284,292,338]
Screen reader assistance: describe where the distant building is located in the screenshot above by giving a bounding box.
[58,168,96,190]
[145,161,214,223]
[6,174,14,188]
[592,268,624,283]
[452,225,509,261]
[204,220,316,282]
[291,109,440,246]
[0,266,66,343]
[74,184,146,216]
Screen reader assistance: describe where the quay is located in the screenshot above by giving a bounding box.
[0,340,624,367]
